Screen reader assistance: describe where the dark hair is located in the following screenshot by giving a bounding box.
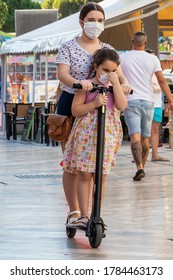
[79,2,105,21]
[88,48,120,78]
[145,48,154,54]
[93,48,120,66]
[132,31,147,46]
[134,31,147,37]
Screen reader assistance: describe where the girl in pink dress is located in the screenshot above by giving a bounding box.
[63,48,128,229]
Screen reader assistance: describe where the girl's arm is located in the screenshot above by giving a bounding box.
[117,65,128,84]
[109,72,128,112]
[58,64,79,87]
[117,65,132,95]
[58,64,93,91]
[72,90,107,117]
[55,83,61,103]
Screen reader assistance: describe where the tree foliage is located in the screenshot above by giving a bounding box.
[1,0,101,32]
[0,0,8,29]
[42,0,100,19]
[2,0,41,32]
[58,0,87,19]
[41,0,54,9]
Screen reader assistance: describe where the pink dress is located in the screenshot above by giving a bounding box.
[63,89,123,175]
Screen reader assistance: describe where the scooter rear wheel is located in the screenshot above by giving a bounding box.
[66,226,76,238]
[89,223,103,248]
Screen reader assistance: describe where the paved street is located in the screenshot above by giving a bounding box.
[0,135,173,260]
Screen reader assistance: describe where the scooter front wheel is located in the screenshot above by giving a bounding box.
[66,226,76,238]
[89,223,103,248]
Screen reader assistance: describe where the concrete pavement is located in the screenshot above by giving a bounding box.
[0,134,173,260]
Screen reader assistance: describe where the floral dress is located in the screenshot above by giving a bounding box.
[63,90,123,175]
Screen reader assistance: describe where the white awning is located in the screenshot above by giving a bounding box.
[1,0,173,54]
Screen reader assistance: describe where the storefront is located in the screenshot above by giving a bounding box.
[1,0,173,133]
[5,53,58,104]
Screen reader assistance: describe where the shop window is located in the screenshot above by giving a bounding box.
[6,54,58,103]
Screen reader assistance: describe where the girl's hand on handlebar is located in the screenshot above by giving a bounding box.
[121,84,133,95]
[79,80,93,91]
[94,94,108,108]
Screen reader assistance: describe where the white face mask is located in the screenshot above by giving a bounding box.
[83,21,104,39]
[98,73,110,86]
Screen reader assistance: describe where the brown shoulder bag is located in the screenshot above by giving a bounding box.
[46,114,73,142]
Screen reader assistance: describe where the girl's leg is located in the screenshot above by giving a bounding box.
[76,171,93,229]
[101,174,107,204]
[63,171,80,223]
[77,171,93,217]
[61,141,66,153]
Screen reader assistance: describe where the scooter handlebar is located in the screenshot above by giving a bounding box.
[73,83,133,94]
[73,83,83,89]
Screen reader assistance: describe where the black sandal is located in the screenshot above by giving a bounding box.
[133,169,145,181]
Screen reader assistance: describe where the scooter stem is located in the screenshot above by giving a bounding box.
[93,88,106,218]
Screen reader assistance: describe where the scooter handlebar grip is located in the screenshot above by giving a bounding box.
[73,83,82,89]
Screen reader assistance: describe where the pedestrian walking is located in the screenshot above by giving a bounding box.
[120,31,173,181]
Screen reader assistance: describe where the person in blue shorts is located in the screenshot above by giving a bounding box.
[120,32,173,181]
[146,49,169,162]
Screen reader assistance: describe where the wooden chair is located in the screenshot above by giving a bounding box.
[48,102,56,114]
[5,103,32,140]
[13,103,32,140]
[40,102,57,146]
[34,102,45,135]
[34,102,57,145]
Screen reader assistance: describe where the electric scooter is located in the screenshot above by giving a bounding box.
[65,83,110,248]
[66,83,132,248]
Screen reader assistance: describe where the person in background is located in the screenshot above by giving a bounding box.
[146,49,169,162]
[120,31,173,181]
[63,48,128,229]
[54,2,132,226]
